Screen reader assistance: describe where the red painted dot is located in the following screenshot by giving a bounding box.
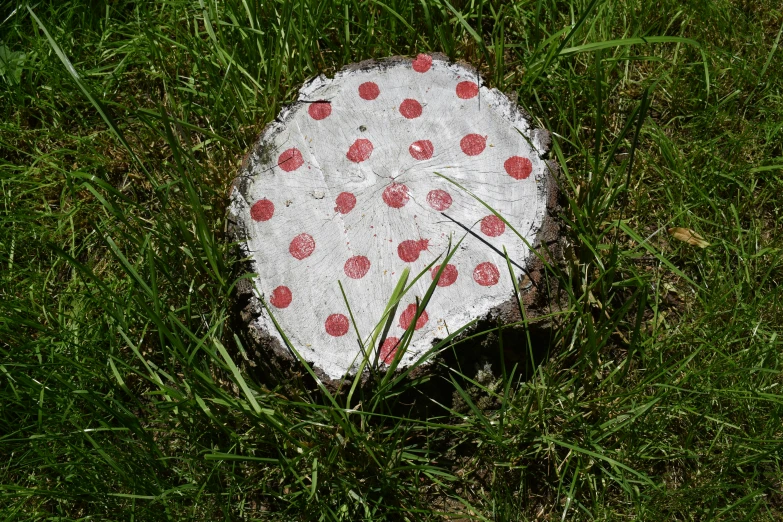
[456,81,479,99]
[480,215,506,237]
[504,156,533,180]
[412,54,432,73]
[335,192,356,214]
[399,99,423,119]
[347,138,373,163]
[473,262,500,286]
[382,183,409,208]
[398,239,429,262]
[409,140,434,160]
[289,233,315,260]
[358,82,380,100]
[307,102,331,120]
[380,336,401,364]
[325,314,350,337]
[269,286,292,308]
[426,189,452,211]
[344,256,371,279]
[278,148,304,171]
[460,134,486,156]
[400,303,428,330]
[431,264,458,287]
[250,198,274,221]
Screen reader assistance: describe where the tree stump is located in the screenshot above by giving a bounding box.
[228,54,561,387]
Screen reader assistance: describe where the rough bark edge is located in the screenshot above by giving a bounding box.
[225,54,567,393]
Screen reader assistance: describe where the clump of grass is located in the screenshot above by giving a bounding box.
[2,0,783,520]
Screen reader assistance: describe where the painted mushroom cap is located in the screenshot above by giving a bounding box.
[230,54,550,380]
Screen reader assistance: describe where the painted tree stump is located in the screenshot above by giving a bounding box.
[228,54,560,385]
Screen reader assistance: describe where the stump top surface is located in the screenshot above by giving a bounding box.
[230,55,552,380]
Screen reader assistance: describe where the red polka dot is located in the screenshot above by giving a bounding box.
[409,140,434,160]
[460,134,486,156]
[456,81,479,99]
[399,99,423,119]
[431,264,458,287]
[504,156,533,180]
[250,198,274,221]
[400,303,428,330]
[307,102,331,120]
[358,82,380,100]
[289,233,315,260]
[325,314,350,337]
[382,183,409,208]
[397,239,429,262]
[269,286,292,308]
[278,148,304,171]
[426,189,452,211]
[480,215,506,237]
[344,256,371,279]
[380,336,401,364]
[347,138,373,163]
[473,262,500,286]
[335,192,356,214]
[412,54,432,73]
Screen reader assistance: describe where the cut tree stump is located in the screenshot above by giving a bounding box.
[228,54,562,387]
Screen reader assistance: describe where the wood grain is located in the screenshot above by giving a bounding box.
[229,55,553,380]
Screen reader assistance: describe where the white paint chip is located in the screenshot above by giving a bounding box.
[230,55,550,380]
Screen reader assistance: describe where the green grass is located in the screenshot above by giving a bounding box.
[2,0,783,519]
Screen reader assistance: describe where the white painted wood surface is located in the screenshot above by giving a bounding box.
[230,55,551,380]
